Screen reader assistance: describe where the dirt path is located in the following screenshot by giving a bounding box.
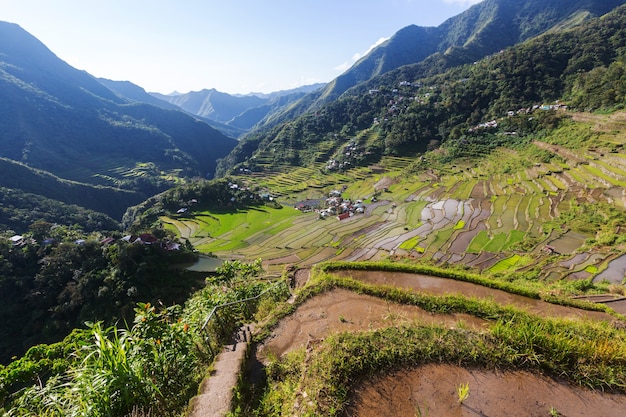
[187,326,252,417]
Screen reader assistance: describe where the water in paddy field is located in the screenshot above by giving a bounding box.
[595,253,626,284]
[186,255,224,272]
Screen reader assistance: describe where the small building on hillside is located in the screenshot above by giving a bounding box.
[10,235,24,245]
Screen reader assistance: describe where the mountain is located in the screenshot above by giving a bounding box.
[97,78,182,110]
[99,79,248,138]
[216,0,626,175]
[216,2,626,176]
[151,88,265,122]
[0,21,238,221]
[263,0,626,122]
[150,84,325,134]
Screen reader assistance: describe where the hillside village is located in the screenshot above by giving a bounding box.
[3,1,626,416]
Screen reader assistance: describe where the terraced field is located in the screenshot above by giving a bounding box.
[164,112,626,284]
[238,267,626,417]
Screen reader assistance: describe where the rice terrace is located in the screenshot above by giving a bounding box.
[162,111,626,416]
[6,3,626,416]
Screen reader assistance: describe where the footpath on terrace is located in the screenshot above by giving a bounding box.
[187,325,252,417]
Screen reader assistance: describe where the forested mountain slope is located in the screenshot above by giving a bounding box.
[256,0,625,128]
[217,3,626,175]
[0,22,238,204]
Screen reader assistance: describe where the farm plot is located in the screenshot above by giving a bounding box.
[591,159,626,182]
[500,193,521,231]
[160,217,200,240]
[593,253,626,284]
[515,194,532,231]
[487,195,507,231]
[450,177,478,200]
[179,207,303,253]
[581,164,625,188]
[487,254,527,273]
[421,227,458,257]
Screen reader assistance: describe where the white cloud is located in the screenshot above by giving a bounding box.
[334,37,389,73]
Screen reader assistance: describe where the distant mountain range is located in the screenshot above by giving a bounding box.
[1,0,625,231]
[149,84,325,133]
[100,79,326,138]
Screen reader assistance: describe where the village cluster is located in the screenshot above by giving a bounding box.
[295,188,366,221]
[469,102,568,132]
[8,232,181,251]
[325,140,364,171]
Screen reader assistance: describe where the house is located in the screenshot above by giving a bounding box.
[543,245,559,255]
[10,235,24,246]
[337,212,352,221]
[165,242,180,251]
[137,233,159,245]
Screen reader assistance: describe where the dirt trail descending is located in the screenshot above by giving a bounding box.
[187,326,251,417]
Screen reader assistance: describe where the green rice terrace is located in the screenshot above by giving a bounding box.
[6,111,626,417]
[164,112,626,304]
[156,110,626,416]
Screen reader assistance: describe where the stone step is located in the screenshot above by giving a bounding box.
[186,324,253,417]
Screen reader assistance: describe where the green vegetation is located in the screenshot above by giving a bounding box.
[0,225,197,364]
[242,267,626,416]
[4,4,626,416]
[0,260,286,416]
[0,186,121,233]
[456,382,470,404]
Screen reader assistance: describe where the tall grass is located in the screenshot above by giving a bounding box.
[5,305,203,416]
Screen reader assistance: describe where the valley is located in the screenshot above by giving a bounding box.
[3,1,626,416]
[163,112,626,295]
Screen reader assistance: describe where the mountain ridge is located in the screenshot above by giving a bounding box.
[147,83,325,134]
[216,0,626,175]
[0,21,238,222]
[268,0,625,120]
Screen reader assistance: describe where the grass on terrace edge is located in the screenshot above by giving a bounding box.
[232,261,626,416]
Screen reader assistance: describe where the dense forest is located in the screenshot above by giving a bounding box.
[0,225,197,364]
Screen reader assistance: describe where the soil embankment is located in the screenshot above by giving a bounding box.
[247,269,624,416]
[348,363,626,417]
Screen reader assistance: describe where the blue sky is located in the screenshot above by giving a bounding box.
[2,0,482,95]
